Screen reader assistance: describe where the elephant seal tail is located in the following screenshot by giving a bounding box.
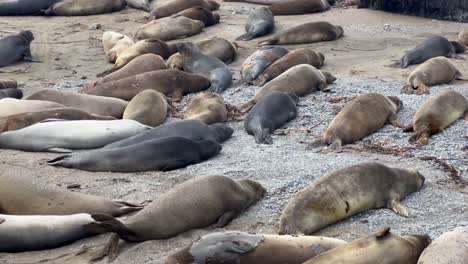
[255,129,273,144]
[236,32,256,41]
[47,154,74,167]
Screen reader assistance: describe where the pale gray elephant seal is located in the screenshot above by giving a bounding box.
[156,231,346,264]
[269,0,330,16]
[417,226,468,264]
[0,88,23,99]
[0,119,150,152]
[279,162,425,235]
[44,0,126,16]
[0,98,65,118]
[236,7,274,41]
[0,0,61,15]
[241,46,289,83]
[0,30,35,67]
[245,91,298,144]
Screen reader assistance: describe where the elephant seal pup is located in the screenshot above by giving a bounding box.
[102,31,134,63]
[269,0,330,15]
[303,228,430,264]
[0,79,18,89]
[401,56,464,95]
[174,7,220,27]
[0,88,23,100]
[126,0,150,11]
[0,98,65,118]
[245,92,298,144]
[0,119,150,152]
[403,91,468,145]
[254,47,325,86]
[279,162,425,235]
[417,226,468,264]
[123,90,170,127]
[184,93,227,124]
[180,43,232,93]
[25,89,128,118]
[259,21,343,46]
[399,36,466,68]
[44,0,126,16]
[307,93,403,152]
[103,120,234,149]
[150,0,219,19]
[241,46,288,83]
[236,7,274,41]
[157,231,346,264]
[0,107,115,133]
[459,28,468,46]
[0,174,141,216]
[0,0,61,15]
[0,30,35,67]
[134,16,205,41]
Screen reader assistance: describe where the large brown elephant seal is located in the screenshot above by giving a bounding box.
[236,7,274,41]
[0,98,65,118]
[417,226,468,264]
[0,79,18,89]
[401,56,465,95]
[279,162,425,235]
[25,89,128,118]
[156,231,346,264]
[102,31,134,63]
[259,21,343,46]
[174,7,220,27]
[44,0,126,16]
[303,227,430,264]
[241,46,289,83]
[306,93,403,152]
[123,90,170,127]
[254,47,325,86]
[459,28,468,46]
[0,174,141,216]
[150,0,219,19]
[84,175,265,260]
[403,91,468,145]
[135,16,205,41]
[0,30,35,67]
[269,0,330,15]
[184,92,227,124]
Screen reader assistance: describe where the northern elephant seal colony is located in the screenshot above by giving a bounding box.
[259,21,343,45]
[183,92,228,124]
[236,7,274,41]
[0,30,35,67]
[240,46,289,83]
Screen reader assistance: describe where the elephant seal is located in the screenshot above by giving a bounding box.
[0,119,150,152]
[245,91,298,144]
[269,0,330,15]
[401,56,465,95]
[150,0,219,19]
[403,91,468,145]
[279,162,425,235]
[102,31,134,63]
[0,88,23,99]
[0,107,115,133]
[0,30,35,67]
[179,43,232,93]
[303,228,430,264]
[0,79,18,89]
[307,93,403,152]
[254,47,325,86]
[126,0,150,11]
[0,98,65,118]
[259,21,343,46]
[134,16,205,41]
[103,120,234,149]
[25,89,128,118]
[399,36,466,68]
[236,7,274,41]
[184,92,227,124]
[157,231,346,264]
[0,0,61,15]
[174,7,220,27]
[123,90,170,127]
[44,0,126,16]
[241,46,289,83]
[459,28,468,46]
[417,226,468,264]
[0,174,142,216]
[84,175,265,259]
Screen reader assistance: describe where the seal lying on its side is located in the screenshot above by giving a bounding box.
[241,46,289,83]
[0,30,35,67]
[44,0,126,16]
[269,0,330,16]
[236,7,274,41]
[0,98,64,118]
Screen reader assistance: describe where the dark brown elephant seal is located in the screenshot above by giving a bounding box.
[0,79,17,89]
[44,0,126,16]
[0,30,35,67]
[279,162,425,235]
[174,7,220,27]
[150,0,219,19]
[241,46,289,83]
[184,92,227,124]
[123,90,170,127]
[459,28,468,46]
[307,93,403,152]
[0,88,22,100]
[134,16,204,41]
[259,21,343,46]
[0,98,65,118]
[303,228,430,264]
[269,0,330,15]
[417,226,468,264]
[403,91,468,145]
[236,7,274,41]
[254,47,325,86]
[156,231,346,264]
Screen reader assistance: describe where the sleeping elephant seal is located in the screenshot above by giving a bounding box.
[184,92,227,124]
[0,0,61,15]
[269,0,330,15]
[459,28,468,46]
[150,0,219,19]
[0,98,65,118]
[241,46,288,83]
[103,120,234,149]
[259,21,343,46]
[306,93,403,152]
[0,79,18,89]
[0,174,141,216]
[25,89,128,118]
[254,47,325,86]
[0,88,23,99]
[0,119,150,152]
[126,0,150,11]
[279,162,425,235]
[417,226,468,264]
[303,228,430,264]
[399,36,466,68]
[44,0,126,16]
[0,30,35,67]
[83,175,265,259]
[123,90,170,127]
[403,91,468,145]
[134,16,205,41]
[174,7,220,27]
[245,91,298,144]
[236,7,274,41]
[157,231,346,264]
[102,31,134,63]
